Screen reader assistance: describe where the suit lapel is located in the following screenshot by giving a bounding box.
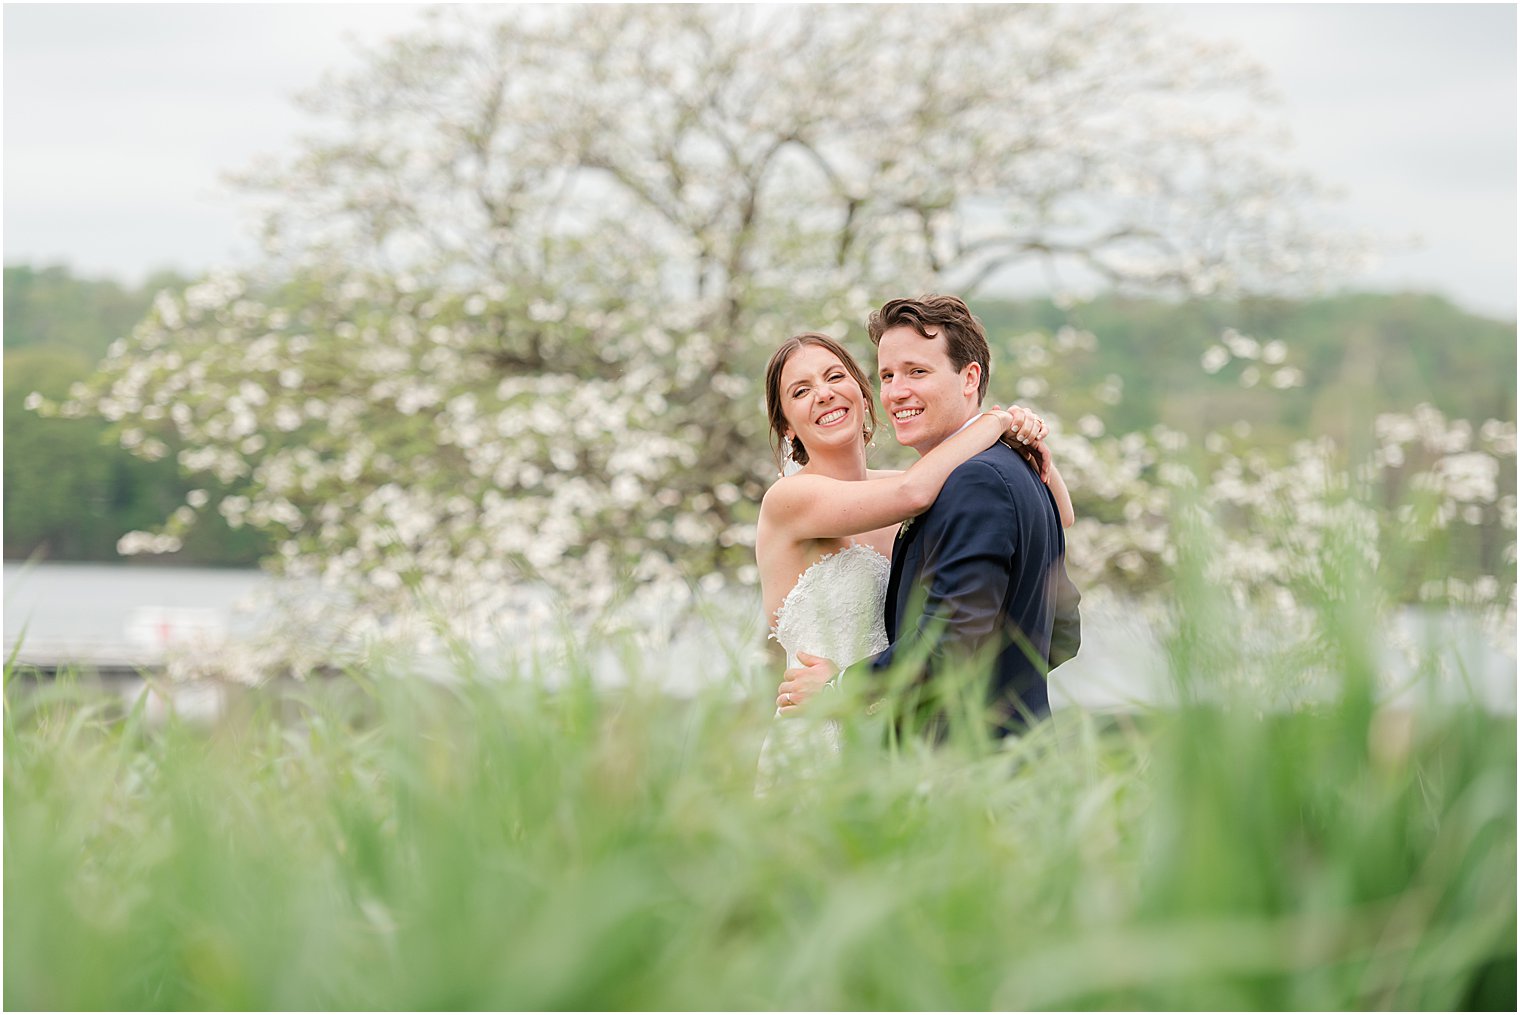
[885,517,923,641]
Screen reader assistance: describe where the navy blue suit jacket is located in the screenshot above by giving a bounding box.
[868,441,1081,736]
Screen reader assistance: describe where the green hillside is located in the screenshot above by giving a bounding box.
[3,264,1514,564]
[975,291,1516,446]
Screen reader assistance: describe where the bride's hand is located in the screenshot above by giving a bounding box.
[1024,438,1053,482]
[993,404,1048,446]
[992,405,1052,480]
[777,651,837,715]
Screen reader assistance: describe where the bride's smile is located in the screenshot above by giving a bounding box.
[778,344,871,461]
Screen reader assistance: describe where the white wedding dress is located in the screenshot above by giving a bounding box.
[755,543,891,795]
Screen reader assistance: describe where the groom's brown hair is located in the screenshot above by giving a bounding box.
[867,295,991,404]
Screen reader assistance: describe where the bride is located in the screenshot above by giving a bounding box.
[753,332,1072,791]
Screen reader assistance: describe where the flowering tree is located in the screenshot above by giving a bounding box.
[57,4,1501,666]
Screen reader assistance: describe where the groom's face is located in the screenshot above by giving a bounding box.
[876,325,981,455]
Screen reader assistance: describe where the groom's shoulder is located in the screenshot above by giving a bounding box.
[953,442,1024,480]
[939,447,1018,501]
[942,444,1041,500]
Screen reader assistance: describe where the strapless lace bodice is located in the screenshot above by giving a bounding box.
[770,543,891,676]
[757,543,890,796]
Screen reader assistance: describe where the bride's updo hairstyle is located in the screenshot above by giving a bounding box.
[763,332,879,471]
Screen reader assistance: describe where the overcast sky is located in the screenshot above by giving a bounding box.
[4,3,1516,319]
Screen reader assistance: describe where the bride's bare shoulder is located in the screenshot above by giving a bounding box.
[866,468,904,479]
[761,471,830,505]
[761,471,803,503]
[759,473,814,530]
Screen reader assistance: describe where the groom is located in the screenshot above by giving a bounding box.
[785,295,1081,738]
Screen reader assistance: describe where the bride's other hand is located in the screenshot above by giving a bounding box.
[777,651,837,714]
[1023,437,1053,481]
[992,404,1053,481]
[989,403,1073,525]
[994,404,1048,446]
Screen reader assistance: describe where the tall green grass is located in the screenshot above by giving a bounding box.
[5,553,1515,1009]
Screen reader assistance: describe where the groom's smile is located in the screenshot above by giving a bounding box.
[877,324,981,455]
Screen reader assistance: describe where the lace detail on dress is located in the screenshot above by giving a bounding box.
[768,543,891,677]
[757,543,890,796]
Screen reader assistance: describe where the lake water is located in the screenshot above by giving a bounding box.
[3,560,272,669]
[3,560,1514,716]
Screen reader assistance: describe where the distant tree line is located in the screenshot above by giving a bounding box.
[5,261,1513,573]
[4,265,270,564]
[975,291,1516,451]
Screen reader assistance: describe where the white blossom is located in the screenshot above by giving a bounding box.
[49,4,1509,665]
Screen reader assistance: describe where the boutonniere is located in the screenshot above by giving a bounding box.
[899,513,922,540]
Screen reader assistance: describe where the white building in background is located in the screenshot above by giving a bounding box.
[3,561,272,675]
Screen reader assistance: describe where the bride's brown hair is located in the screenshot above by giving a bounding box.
[763,332,879,471]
